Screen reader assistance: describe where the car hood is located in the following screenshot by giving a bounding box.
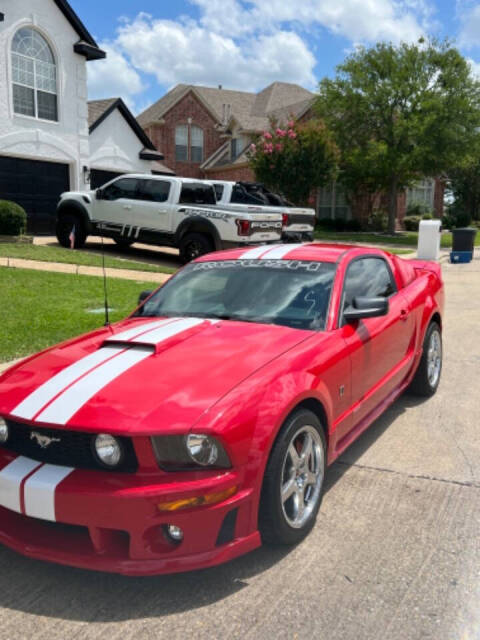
[0,317,313,435]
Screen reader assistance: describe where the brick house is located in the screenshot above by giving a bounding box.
[137,82,314,182]
[138,83,444,224]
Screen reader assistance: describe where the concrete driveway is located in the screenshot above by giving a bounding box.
[0,255,479,640]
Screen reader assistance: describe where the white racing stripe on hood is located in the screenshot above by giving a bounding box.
[107,318,177,343]
[34,318,214,425]
[12,345,125,421]
[35,347,152,425]
[129,317,211,346]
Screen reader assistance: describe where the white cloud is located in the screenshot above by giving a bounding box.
[87,42,146,109]
[95,0,434,110]
[459,4,480,48]
[115,13,316,92]
[467,57,480,76]
[191,0,430,43]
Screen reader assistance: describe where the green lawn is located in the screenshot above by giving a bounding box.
[314,229,480,249]
[0,243,176,274]
[0,268,157,362]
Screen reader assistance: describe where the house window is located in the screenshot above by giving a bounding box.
[191,126,204,163]
[11,27,58,121]
[317,183,351,220]
[406,179,434,212]
[175,125,188,162]
[231,138,238,161]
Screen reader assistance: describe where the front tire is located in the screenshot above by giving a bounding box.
[56,214,86,249]
[259,409,327,546]
[179,233,214,263]
[408,321,442,397]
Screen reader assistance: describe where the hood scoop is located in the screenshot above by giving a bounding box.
[103,317,218,355]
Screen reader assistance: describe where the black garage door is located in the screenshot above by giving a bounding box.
[0,156,70,234]
[90,169,124,190]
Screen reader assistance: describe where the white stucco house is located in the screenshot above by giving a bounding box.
[0,0,166,233]
[88,98,172,191]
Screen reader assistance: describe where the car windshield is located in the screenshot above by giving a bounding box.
[137,260,336,331]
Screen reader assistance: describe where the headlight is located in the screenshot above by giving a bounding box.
[151,434,231,470]
[185,434,219,466]
[0,418,8,444]
[93,434,123,468]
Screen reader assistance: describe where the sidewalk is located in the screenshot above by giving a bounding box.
[0,256,172,284]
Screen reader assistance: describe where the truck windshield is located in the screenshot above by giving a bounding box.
[137,260,336,331]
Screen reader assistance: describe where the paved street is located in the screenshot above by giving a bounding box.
[0,253,479,640]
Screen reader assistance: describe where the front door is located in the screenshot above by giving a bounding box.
[94,177,140,239]
[338,256,414,433]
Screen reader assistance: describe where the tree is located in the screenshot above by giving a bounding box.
[247,118,339,206]
[316,40,480,233]
[447,138,480,222]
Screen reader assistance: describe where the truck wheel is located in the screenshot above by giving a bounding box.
[408,322,442,397]
[114,237,134,249]
[179,233,214,263]
[259,409,326,546]
[56,214,86,249]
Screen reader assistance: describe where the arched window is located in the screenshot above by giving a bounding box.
[175,125,188,162]
[11,27,58,121]
[190,126,204,163]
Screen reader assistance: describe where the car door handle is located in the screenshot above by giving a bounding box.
[400,309,409,321]
[123,205,132,210]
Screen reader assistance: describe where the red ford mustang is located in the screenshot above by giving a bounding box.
[0,243,443,575]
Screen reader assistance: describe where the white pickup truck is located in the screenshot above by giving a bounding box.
[207,180,315,242]
[55,175,283,262]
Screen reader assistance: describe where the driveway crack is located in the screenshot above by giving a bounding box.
[334,460,480,489]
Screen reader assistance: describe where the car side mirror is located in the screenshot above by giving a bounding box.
[343,296,389,322]
[96,188,103,200]
[138,290,153,306]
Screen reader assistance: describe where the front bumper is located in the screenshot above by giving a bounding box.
[0,450,260,575]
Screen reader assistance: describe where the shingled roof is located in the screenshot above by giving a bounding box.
[137,82,315,133]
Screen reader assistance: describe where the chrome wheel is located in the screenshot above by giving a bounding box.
[427,328,442,387]
[280,425,324,529]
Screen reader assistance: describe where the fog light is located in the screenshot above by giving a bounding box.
[166,524,184,543]
[93,434,123,468]
[0,419,8,444]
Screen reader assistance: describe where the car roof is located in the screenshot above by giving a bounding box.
[195,243,393,264]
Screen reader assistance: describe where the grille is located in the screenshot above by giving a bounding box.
[3,420,138,473]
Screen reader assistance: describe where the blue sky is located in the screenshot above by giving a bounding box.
[69,0,480,115]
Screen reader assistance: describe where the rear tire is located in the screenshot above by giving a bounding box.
[56,214,86,249]
[259,409,326,546]
[408,321,442,397]
[179,232,214,263]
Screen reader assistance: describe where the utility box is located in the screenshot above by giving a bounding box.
[417,220,441,261]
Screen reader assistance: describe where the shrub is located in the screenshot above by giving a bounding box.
[0,201,27,236]
[404,215,422,231]
[422,212,433,220]
[443,209,472,229]
[366,210,388,231]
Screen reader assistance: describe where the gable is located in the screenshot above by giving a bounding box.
[52,0,105,60]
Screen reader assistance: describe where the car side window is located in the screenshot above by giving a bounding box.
[342,257,396,312]
[139,179,171,203]
[102,178,139,201]
[179,183,216,205]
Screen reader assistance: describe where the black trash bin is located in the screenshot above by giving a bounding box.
[452,227,477,252]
